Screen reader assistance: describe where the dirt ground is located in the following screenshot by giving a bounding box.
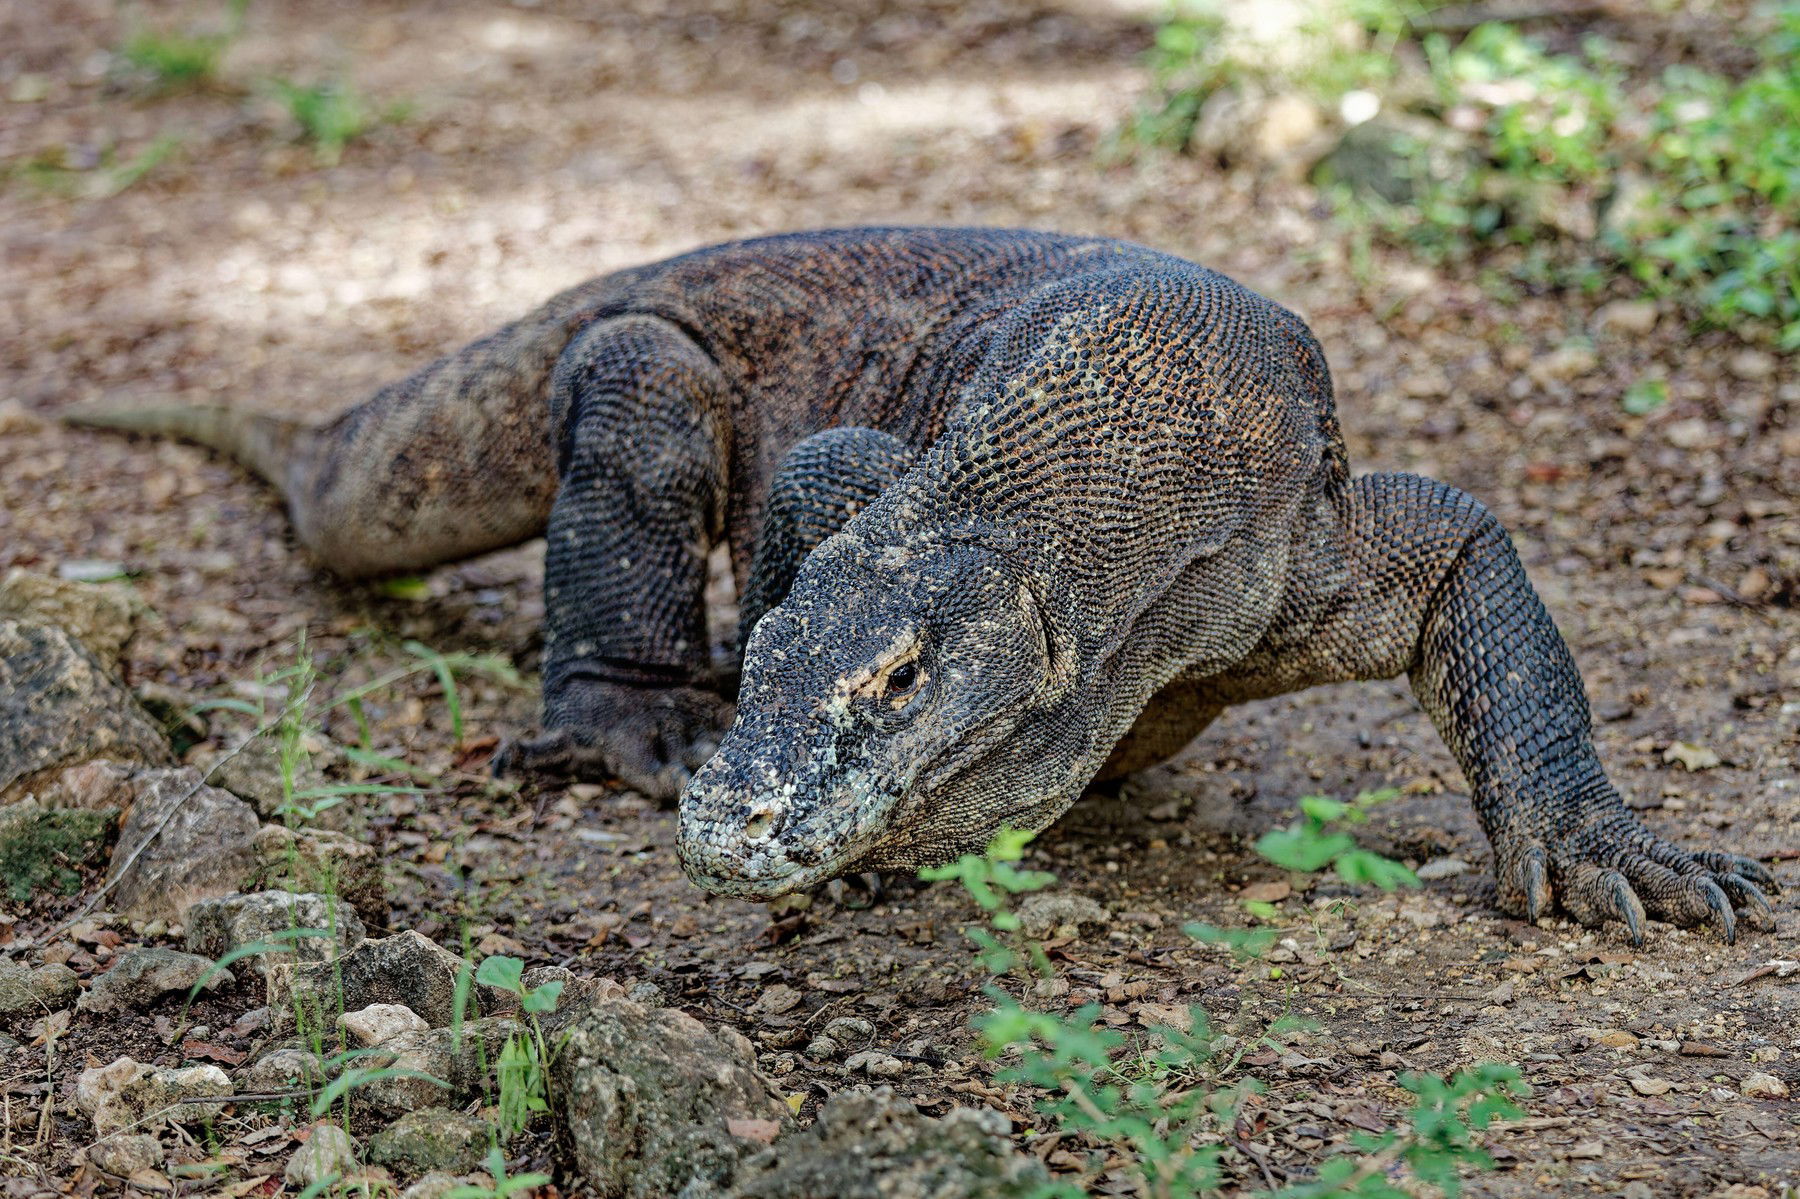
[2,0,1797,1195]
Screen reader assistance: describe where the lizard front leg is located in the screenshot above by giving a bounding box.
[494,315,731,801]
[1345,474,1777,942]
[737,426,917,652]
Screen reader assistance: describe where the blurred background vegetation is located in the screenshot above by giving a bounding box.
[1126,0,1799,351]
[9,0,1794,357]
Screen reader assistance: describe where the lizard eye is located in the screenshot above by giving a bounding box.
[881,660,922,706]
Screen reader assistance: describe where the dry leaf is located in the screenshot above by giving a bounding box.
[1239,880,1292,903]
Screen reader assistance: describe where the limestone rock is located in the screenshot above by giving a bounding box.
[367,1108,490,1176]
[339,1002,429,1047]
[399,1172,461,1199]
[1016,893,1109,939]
[104,768,260,923]
[1742,1071,1790,1100]
[272,931,466,1028]
[355,1017,522,1119]
[0,621,169,804]
[725,1087,1048,1199]
[551,995,791,1198]
[251,824,384,924]
[78,947,231,1015]
[285,1123,360,1188]
[237,1046,327,1095]
[185,890,366,976]
[86,1133,165,1177]
[91,1064,232,1137]
[0,571,136,666]
[0,959,80,1023]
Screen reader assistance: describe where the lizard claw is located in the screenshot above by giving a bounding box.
[1599,869,1646,946]
[1521,847,1551,924]
[1713,871,1776,930]
[1695,851,1781,895]
[1699,877,1738,945]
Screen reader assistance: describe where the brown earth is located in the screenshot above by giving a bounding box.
[2,0,1796,1195]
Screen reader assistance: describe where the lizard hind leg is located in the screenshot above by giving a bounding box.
[738,426,918,653]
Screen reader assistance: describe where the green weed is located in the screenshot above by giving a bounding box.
[472,954,565,1137]
[117,0,249,91]
[264,78,408,165]
[925,799,1524,1198]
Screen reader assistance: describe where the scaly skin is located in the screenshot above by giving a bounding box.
[66,227,1777,944]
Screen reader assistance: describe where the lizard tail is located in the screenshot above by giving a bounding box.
[61,403,314,495]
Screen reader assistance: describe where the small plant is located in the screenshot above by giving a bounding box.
[117,0,248,91]
[918,826,1057,979]
[11,136,183,200]
[446,1147,550,1199]
[925,799,1521,1198]
[264,78,407,164]
[472,954,565,1136]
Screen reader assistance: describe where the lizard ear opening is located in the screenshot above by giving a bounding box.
[1018,576,1075,703]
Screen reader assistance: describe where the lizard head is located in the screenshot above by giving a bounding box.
[677,528,1071,899]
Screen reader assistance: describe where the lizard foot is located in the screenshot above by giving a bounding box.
[493,681,728,803]
[1498,814,1778,945]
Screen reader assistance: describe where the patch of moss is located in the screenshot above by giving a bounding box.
[0,807,117,902]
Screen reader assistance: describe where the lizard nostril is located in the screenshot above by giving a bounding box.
[744,807,777,840]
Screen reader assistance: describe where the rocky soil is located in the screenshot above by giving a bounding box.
[1,0,1795,1196]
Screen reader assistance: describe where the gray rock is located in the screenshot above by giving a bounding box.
[843,1050,906,1079]
[821,1017,873,1048]
[398,1172,461,1199]
[285,1123,360,1188]
[339,1002,429,1047]
[86,1133,165,1177]
[356,1017,522,1120]
[236,1047,327,1095]
[250,824,384,925]
[201,736,329,823]
[104,768,261,923]
[272,931,466,1028]
[725,1087,1048,1199]
[1312,114,1474,207]
[30,962,79,1008]
[625,981,664,1007]
[367,1108,490,1176]
[551,996,792,1198]
[78,947,231,1015]
[90,1063,232,1137]
[0,1031,19,1055]
[0,572,136,667]
[0,620,169,805]
[185,890,366,977]
[1015,893,1109,939]
[0,957,73,1015]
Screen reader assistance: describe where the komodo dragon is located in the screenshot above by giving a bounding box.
[69,226,1776,943]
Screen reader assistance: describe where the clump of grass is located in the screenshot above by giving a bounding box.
[117,0,249,92]
[264,78,409,164]
[10,136,183,200]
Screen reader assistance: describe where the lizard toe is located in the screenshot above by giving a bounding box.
[1712,871,1775,930]
[1693,851,1780,895]
[1521,846,1551,924]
